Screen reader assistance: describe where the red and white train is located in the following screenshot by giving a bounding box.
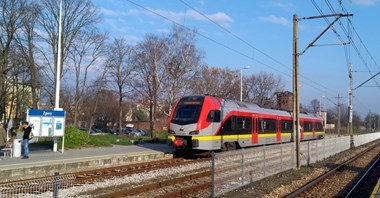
[168,95,324,156]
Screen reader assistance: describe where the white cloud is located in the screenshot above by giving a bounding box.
[203,12,234,27]
[145,8,184,22]
[352,0,378,6]
[143,8,233,28]
[99,7,126,17]
[259,15,290,26]
[127,9,140,15]
[100,7,140,17]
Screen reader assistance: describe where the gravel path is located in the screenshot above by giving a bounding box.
[220,141,379,198]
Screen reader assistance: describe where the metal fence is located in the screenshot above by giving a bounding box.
[211,136,352,197]
[353,132,380,147]
[211,143,294,197]
[300,136,350,166]
[0,173,75,198]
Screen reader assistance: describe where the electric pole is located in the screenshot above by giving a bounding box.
[336,94,341,136]
[348,64,354,147]
[293,14,300,170]
[292,13,352,170]
[369,112,372,131]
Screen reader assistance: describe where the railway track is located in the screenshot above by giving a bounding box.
[0,157,210,196]
[73,157,209,184]
[97,169,212,198]
[345,152,380,197]
[285,142,380,198]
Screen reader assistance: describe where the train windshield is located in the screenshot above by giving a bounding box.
[171,96,204,125]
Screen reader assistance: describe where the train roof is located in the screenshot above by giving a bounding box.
[180,95,322,120]
[215,96,322,120]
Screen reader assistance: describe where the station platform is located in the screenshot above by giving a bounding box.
[373,179,380,198]
[0,143,173,182]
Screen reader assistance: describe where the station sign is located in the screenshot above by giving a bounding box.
[27,109,66,137]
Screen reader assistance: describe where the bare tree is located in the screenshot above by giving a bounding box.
[15,1,42,109]
[326,104,362,133]
[245,72,285,107]
[60,84,75,124]
[132,34,167,137]
[38,0,100,105]
[86,67,108,132]
[6,48,31,122]
[190,66,240,99]
[106,38,133,132]
[308,99,320,113]
[68,29,107,126]
[160,26,204,116]
[0,0,28,121]
[87,89,120,129]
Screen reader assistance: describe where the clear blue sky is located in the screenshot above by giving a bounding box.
[92,0,380,119]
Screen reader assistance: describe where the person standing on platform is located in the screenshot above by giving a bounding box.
[22,121,32,159]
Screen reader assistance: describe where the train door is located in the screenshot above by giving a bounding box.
[312,121,316,139]
[276,117,281,142]
[252,115,258,144]
[300,120,304,140]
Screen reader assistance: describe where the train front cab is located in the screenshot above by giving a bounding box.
[167,95,222,156]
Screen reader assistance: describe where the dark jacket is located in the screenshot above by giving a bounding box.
[23,126,32,140]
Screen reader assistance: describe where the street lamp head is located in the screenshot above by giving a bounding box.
[242,65,251,70]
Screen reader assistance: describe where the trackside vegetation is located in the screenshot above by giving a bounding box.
[32,125,168,150]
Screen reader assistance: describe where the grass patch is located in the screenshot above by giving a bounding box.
[30,126,169,150]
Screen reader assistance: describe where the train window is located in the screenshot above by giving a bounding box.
[281,120,293,132]
[258,118,276,133]
[236,116,252,134]
[304,121,313,132]
[219,116,252,135]
[219,116,235,135]
[315,122,324,131]
[172,101,203,125]
[206,110,221,122]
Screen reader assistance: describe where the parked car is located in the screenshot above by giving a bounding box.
[101,128,117,135]
[93,128,103,133]
[135,129,147,136]
[123,128,134,135]
[130,130,143,137]
[78,128,87,132]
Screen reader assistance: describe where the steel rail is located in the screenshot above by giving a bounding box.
[74,158,210,184]
[284,142,380,198]
[345,153,380,197]
[97,170,212,198]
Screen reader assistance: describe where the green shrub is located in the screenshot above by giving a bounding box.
[88,135,112,147]
[64,125,90,149]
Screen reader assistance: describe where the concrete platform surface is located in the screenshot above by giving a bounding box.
[0,143,173,182]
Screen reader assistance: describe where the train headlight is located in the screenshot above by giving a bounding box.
[189,130,199,135]
[168,130,176,134]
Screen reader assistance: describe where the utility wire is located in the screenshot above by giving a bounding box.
[125,0,339,96]
[178,0,339,95]
[338,2,380,91]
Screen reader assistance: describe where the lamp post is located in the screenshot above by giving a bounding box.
[240,65,251,102]
[319,96,325,115]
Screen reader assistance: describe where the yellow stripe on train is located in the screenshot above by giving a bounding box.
[169,131,325,141]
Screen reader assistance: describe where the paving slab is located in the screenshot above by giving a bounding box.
[0,143,173,182]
